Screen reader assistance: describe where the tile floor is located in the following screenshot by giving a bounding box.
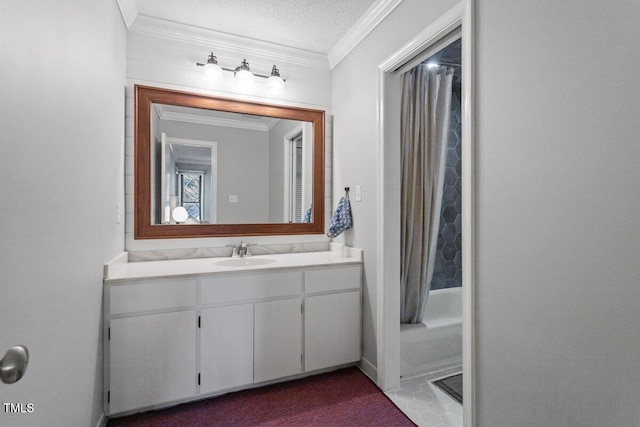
[386,368,463,427]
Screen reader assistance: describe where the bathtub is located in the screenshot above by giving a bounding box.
[400,287,462,378]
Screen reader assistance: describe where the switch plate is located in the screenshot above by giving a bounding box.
[355,185,362,202]
[229,195,238,203]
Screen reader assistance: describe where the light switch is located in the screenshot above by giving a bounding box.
[229,195,238,203]
[355,185,362,202]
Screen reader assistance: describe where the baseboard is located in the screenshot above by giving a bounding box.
[95,412,107,427]
[358,357,378,384]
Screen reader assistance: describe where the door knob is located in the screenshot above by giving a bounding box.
[0,345,29,384]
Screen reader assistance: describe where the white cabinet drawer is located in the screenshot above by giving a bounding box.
[304,265,361,294]
[110,279,197,314]
[201,271,302,305]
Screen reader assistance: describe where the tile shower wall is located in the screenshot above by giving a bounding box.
[432,83,462,290]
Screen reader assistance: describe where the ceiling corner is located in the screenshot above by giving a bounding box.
[328,0,404,69]
[116,0,138,29]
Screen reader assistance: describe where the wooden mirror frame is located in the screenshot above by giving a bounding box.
[134,85,325,239]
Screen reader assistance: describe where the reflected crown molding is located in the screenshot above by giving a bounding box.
[154,104,280,132]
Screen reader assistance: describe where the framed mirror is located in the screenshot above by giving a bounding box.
[134,85,325,239]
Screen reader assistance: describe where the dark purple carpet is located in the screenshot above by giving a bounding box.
[108,367,415,427]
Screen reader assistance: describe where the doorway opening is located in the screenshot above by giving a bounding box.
[375,2,474,426]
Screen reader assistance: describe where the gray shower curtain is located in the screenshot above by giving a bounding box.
[400,65,454,324]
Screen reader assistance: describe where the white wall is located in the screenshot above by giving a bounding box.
[124,17,334,250]
[331,0,459,374]
[0,1,126,426]
[474,1,640,425]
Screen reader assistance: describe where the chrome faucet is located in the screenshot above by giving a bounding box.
[238,242,248,257]
[229,242,253,257]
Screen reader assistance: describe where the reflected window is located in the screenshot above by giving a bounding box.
[179,171,204,220]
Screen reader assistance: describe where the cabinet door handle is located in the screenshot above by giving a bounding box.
[0,345,29,384]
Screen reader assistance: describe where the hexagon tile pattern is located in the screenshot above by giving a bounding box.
[432,83,462,291]
[386,371,463,427]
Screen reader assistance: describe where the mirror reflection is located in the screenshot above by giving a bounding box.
[151,104,314,225]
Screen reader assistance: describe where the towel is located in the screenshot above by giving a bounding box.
[327,197,352,238]
[303,206,312,223]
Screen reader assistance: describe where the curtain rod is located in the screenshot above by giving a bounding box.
[426,61,462,68]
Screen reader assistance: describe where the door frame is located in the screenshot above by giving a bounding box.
[375,1,475,425]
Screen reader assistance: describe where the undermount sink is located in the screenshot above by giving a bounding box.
[215,257,277,267]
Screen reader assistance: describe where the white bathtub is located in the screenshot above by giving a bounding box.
[400,287,462,378]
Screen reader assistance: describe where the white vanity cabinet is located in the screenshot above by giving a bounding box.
[104,260,361,416]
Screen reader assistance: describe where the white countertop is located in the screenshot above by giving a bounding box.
[105,250,362,282]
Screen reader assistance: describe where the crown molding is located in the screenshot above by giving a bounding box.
[328,0,404,69]
[129,14,330,71]
[116,0,137,29]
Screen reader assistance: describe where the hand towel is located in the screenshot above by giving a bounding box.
[303,206,312,223]
[327,197,352,238]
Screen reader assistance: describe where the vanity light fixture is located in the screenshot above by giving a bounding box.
[196,53,285,94]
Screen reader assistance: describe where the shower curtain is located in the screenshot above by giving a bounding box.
[400,65,454,324]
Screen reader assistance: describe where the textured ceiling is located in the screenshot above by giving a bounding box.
[134,0,378,54]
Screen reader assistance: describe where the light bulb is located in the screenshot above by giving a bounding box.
[235,69,254,89]
[266,75,284,94]
[201,53,224,84]
[203,62,223,84]
[266,65,284,95]
[234,59,254,90]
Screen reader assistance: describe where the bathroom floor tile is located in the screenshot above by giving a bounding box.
[386,369,463,427]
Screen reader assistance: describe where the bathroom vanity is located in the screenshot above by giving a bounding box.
[103,249,362,416]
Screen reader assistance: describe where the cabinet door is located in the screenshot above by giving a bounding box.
[254,298,302,383]
[109,310,196,414]
[200,304,254,394]
[305,291,361,371]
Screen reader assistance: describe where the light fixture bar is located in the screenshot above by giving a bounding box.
[196,62,286,82]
